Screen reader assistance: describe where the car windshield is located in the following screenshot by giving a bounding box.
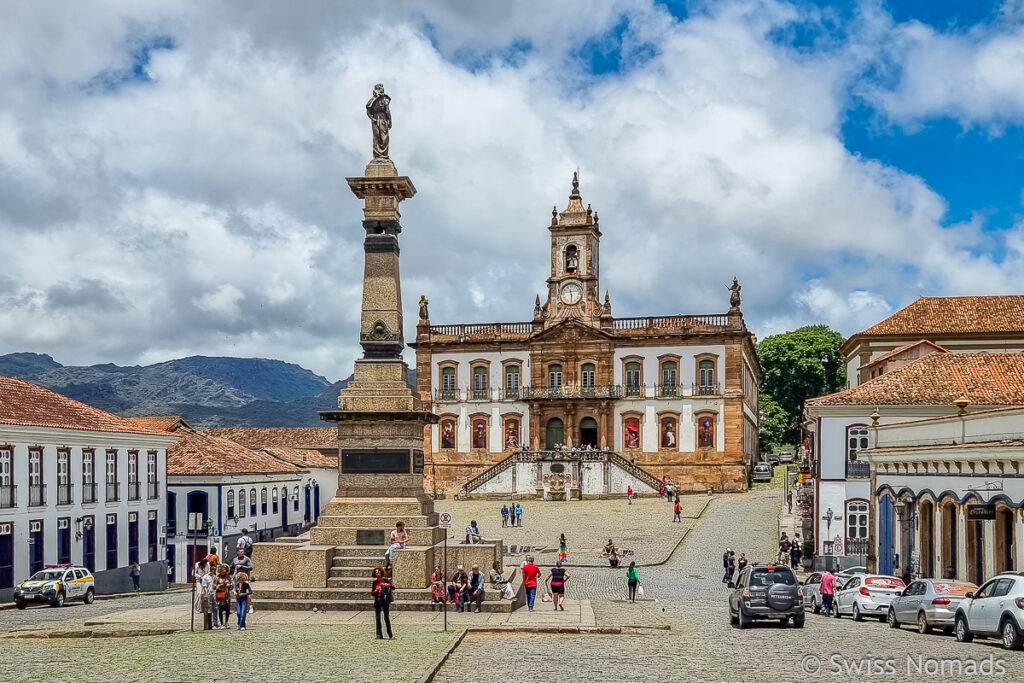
[749,568,796,586]
[866,576,905,589]
[28,570,65,582]
[932,581,976,596]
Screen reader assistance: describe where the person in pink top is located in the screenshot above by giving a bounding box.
[384,521,408,566]
[521,555,541,612]
[820,569,837,617]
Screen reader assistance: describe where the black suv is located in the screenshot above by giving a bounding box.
[729,564,804,628]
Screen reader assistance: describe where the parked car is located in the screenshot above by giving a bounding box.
[779,451,794,463]
[802,572,823,613]
[836,565,867,582]
[888,578,977,634]
[834,574,905,621]
[954,572,1024,650]
[752,464,773,483]
[729,564,804,628]
[14,564,95,609]
[764,453,780,466]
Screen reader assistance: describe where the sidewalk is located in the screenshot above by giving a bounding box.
[0,586,189,611]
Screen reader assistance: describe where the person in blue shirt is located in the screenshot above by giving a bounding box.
[513,503,523,527]
[501,504,509,528]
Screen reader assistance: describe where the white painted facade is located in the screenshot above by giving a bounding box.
[0,424,175,599]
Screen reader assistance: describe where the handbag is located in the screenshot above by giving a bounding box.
[637,585,644,597]
[502,583,514,600]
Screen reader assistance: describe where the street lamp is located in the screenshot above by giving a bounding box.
[74,516,94,541]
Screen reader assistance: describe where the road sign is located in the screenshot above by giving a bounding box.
[439,511,452,529]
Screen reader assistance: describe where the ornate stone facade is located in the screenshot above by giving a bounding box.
[413,174,761,496]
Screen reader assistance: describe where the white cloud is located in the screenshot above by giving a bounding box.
[0,0,1022,379]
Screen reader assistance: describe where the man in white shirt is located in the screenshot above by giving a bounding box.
[465,520,482,544]
[237,529,254,557]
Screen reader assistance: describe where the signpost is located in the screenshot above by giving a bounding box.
[439,512,452,631]
[967,504,996,521]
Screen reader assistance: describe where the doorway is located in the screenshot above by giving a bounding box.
[995,507,1015,573]
[579,418,598,448]
[919,500,934,578]
[940,500,958,578]
[878,496,895,575]
[545,418,564,450]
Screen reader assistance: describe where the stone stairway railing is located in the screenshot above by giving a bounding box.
[605,451,662,491]
[459,451,521,496]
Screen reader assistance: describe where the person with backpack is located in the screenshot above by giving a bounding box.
[371,565,394,639]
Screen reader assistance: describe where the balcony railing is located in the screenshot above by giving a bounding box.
[522,385,623,400]
[612,313,731,330]
[846,460,871,479]
[106,482,120,502]
[434,388,460,402]
[82,482,97,504]
[693,383,720,396]
[0,485,15,509]
[499,387,521,401]
[29,484,45,507]
[658,384,679,398]
[128,481,141,501]
[471,388,489,400]
[57,484,73,506]
[148,480,160,500]
[846,538,870,557]
[435,383,724,401]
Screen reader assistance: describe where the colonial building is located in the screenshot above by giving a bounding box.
[0,377,177,601]
[863,406,1024,584]
[412,174,760,495]
[842,295,1024,387]
[804,352,1024,570]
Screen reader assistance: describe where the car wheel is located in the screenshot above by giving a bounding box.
[51,591,65,608]
[15,601,26,610]
[917,612,931,635]
[1001,619,1023,650]
[738,608,751,629]
[887,607,899,629]
[955,614,973,643]
[812,597,820,614]
[84,588,95,605]
[853,603,863,622]
[834,604,842,619]
[793,614,805,628]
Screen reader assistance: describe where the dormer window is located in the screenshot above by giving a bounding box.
[565,245,579,273]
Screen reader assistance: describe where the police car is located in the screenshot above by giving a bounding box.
[14,564,95,609]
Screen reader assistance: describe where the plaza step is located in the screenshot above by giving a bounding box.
[331,545,391,559]
[314,514,436,528]
[322,498,433,517]
[331,556,387,568]
[251,597,510,612]
[328,577,379,588]
[330,566,379,579]
[309,525,443,546]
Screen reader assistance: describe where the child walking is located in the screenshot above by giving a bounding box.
[558,533,568,564]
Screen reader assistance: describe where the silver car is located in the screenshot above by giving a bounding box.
[834,574,905,621]
[752,464,773,483]
[888,578,977,634]
[802,572,823,613]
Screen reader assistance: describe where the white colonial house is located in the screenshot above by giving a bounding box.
[863,406,1024,585]
[804,352,1024,570]
[0,377,177,601]
[156,421,336,582]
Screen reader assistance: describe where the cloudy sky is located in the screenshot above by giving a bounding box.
[1,0,1023,380]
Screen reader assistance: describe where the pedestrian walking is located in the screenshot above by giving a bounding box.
[237,529,253,558]
[658,480,665,498]
[501,504,509,528]
[820,568,837,617]
[233,572,252,630]
[673,499,682,522]
[231,547,253,578]
[778,534,791,564]
[558,534,567,564]
[626,561,640,602]
[722,548,735,585]
[737,553,748,571]
[514,503,523,527]
[521,555,540,611]
[213,564,232,629]
[371,566,394,639]
[790,542,802,569]
[545,561,569,611]
[192,558,210,613]
[200,570,214,630]
[204,546,220,567]
[129,561,141,592]
[627,486,633,505]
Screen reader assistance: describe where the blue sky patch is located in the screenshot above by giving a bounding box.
[86,34,176,92]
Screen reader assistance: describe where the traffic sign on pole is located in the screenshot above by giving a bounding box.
[438,512,452,529]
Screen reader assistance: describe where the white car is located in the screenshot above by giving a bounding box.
[13,564,95,609]
[834,574,905,622]
[954,572,1024,650]
[752,464,773,483]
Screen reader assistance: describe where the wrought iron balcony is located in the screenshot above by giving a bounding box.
[522,385,622,399]
[499,387,521,401]
[846,537,870,557]
[0,485,15,509]
[693,383,720,396]
[434,388,460,402]
[148,481,160,500]
[624,383,643,398]
[29,484,45,507]
[106,482,120,502]
[470,388,490,401]
[658,384,680,398]
[82,482,97,504]
[128,481,141,501]
[57,484,73,506]
[846,460,871,479]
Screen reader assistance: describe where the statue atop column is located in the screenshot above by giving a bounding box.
[727,277,742,311]
[418,295,429,321]
[366,83,392,159]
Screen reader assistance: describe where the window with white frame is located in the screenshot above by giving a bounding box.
[82,450,94,484]
[261,488,268,515]
[580,363,596,389]
[249,489,257,516]
[847,425,870,461]
[238,488,246,518]
[105,450,117,484]
[0,448,10,487]
[28,449,42,487]
[847,501,869,539]
[272,487,279,513]
[227,490,235,519]
[293,486,299,511]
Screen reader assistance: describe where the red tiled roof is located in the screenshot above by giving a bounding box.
[0,376,171,435]
[202,427,336,449]
[260,446,337,469]
[123,416,190,433]
[861,340,947,370]
[807,352,1024,407]
[860,296,1024,336]
[167,431,306,476]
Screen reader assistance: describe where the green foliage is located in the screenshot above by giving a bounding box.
[758,393,790,452]
[757,325,846,444]
[802,540,814,558]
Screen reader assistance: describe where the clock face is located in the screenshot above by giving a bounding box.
[560,282,583,305]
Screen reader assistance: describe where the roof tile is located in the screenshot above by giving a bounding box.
[862,296,1024,336]
[202,427,336,449]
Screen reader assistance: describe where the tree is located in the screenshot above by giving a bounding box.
[757,393,791,453]
[757,325,846,445]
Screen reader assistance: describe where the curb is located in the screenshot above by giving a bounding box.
[640,495,713,568]
[418,627,468,683]
[0,587,189,611]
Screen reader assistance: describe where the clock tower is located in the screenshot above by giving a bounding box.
[539,172,606,326]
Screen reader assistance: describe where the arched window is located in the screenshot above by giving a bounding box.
[227,489,235,519]
[472,417,488,450]
[580,363,596,392]
[847,425,870,461]
[272,487,279,513]
[660,416,678,449]
[293,486,300,511]
[261,488,268,515]
[440,366,456,400]
[565,245,579,273]
[472,366,488,399]
[440,417,456,450]
[697,414,715,449]
[249,489,257,517]
[238,488,246,518]
[625,361,642,397]
[847,500,869,540]
[660,360,678,397]
[548,365,563,389]
[504,365,520,399]
[697,359,716,394]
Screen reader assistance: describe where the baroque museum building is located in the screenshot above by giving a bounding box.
[412,174,760,496]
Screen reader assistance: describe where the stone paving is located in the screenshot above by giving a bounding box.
[435,487,1024,682]
[0,590,189,634]
[441,495,708,566]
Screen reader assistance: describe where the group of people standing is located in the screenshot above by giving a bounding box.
[191,530,257,631]
[778,532,803,569]
[721,548,749,585]
[500,503,524,527]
